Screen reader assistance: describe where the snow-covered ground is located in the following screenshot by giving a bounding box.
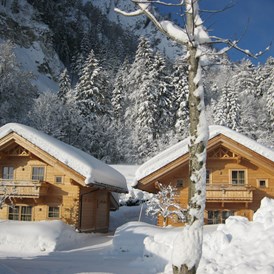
[0,197,274,273]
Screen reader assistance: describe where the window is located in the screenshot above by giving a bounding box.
[231,170,245,185]
[9,206,32,221]
[176,179,183,188]
[2,166,14,180]
[48,206,60,218]
[257,179,268,188]
[21,206,32,221]
[55,176,63,184]
[206,170,210,184]
[208,210,220,224]
[8,206,19,220]
[32,167,45,181]
[207,210,234,224]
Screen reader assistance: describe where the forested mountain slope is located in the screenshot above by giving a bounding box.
[0,0,273,165]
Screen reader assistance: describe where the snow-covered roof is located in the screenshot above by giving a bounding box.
[111,165,140,186]
[0,123,128,193]
[135,125,274,182]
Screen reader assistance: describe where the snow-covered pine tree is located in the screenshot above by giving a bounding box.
[0,41,38,126]
[70,51,85,82]
[58,68,71,103]
[227,84,241,131]
[112,58,131,125]
[27,92,84,146]
[75,49,107,117]
[256,57,274,97]
[214,82,240,131]
[125,37,159,162]
[233,59,258,96]
[171,56,189,141]
[153,51,174,140]
[266,82,274,129]
[80,32,92,59]
[213,87,227,126]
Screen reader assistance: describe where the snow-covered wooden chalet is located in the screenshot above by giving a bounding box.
[0,123,128,232]
[135,125,274,226]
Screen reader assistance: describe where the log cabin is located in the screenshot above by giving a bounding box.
[0,123,128,232]
[135,125,274,226]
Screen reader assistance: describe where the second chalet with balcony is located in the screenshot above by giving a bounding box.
[135,125,274,226]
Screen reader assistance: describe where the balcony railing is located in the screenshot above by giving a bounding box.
[0,180,48,198]
[206,184,254,202]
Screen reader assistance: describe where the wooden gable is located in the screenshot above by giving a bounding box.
[137,133,274,192]
[0,132,86,186]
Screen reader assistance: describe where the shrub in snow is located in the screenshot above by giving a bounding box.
[0,184,17,209]
[146,182,186,226]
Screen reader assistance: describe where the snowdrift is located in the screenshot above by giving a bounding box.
[0,220,91,256]
[113,197,274,274]
[0,197,274,273]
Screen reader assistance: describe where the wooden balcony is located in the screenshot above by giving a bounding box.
[0,180,49,198]
[206,184,254,202]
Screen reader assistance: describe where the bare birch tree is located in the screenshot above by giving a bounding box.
[0,184,16,210]
[146,182,186,227]
[115,1,267,273]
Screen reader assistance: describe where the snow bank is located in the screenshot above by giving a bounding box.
[112,221,175,273]
[109,204,156,232]
[0,123,127,192]
[0,220,91,257]
[135,125,274,183]
[199,209,274,273]
[113,197,274,274]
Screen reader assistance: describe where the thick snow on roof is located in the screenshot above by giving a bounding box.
[111,165,140,186]
[135,125,274,182]
[0,123,127,193]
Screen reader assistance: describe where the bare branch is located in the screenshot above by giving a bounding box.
[132,0,185,7]
[199,0,235,13]
[115,3,189,45]
[114,7,144,17]
[208,36,271,58]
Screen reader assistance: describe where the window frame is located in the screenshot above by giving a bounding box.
[55,176,63,184]
[8,205,32,221]
[257,179,268,188]
[2,166,14,180]
[207,210,220,224]
[230,169,246,186]
[20,206,32,221]
[31,166,45,181]
[48,206,60,219]
[207,210,234,224]
[8,206,20,220]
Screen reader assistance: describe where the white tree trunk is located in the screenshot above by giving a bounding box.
[172,1,208,273]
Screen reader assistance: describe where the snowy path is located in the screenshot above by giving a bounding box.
[0,234,151,274]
